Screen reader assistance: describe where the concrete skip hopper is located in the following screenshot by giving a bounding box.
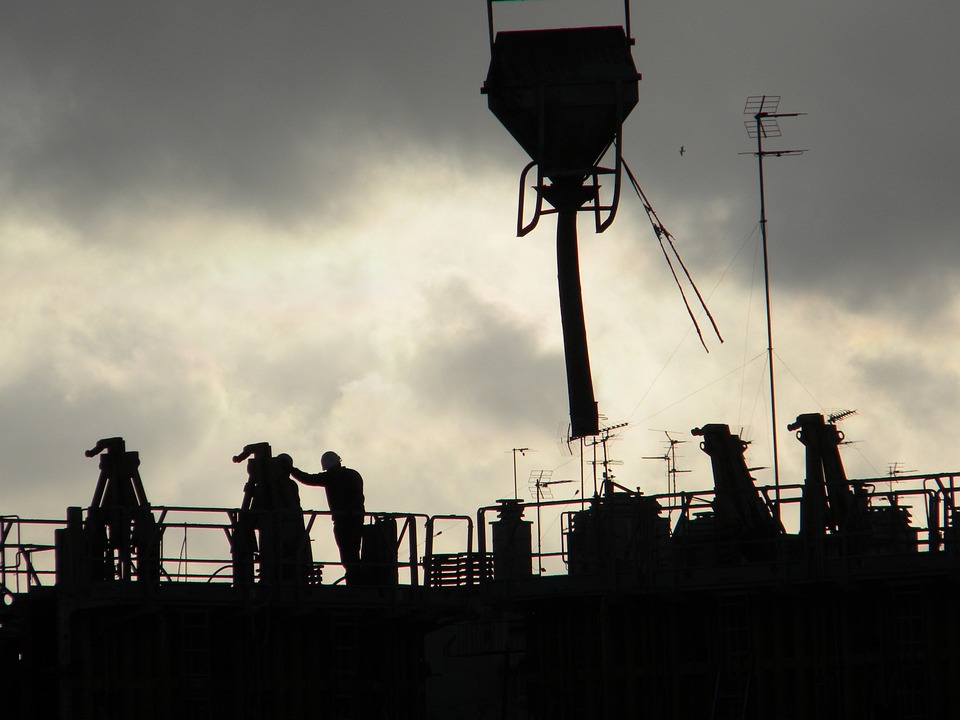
[483,26,640,181]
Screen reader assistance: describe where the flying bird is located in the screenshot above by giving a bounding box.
[679,146,686,156]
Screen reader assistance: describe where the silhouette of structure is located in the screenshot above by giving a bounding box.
[482,14,640,439]
[3,418,959,719]
[3,10,959,720]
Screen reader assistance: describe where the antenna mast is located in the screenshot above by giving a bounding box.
[742,95,806,522]
[584,421,627,495]
[511,447,530,500]
[643,431,689,495]
[528,470,573,575]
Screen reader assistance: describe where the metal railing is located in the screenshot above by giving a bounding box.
[3,471,959,597]
[1,516,63,595]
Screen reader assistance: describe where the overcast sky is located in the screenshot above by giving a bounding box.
[2,1,958,537]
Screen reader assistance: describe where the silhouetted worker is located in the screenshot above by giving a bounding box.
[290,451,365,584]
[232,443,313,586]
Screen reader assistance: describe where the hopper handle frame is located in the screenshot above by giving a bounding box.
[487,0,634,51]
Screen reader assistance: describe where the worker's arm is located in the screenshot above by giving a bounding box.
[290,465,325,487]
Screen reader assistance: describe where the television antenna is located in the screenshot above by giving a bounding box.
[528,470,574,574]
[741,94,806,522]
[886,461,915,494]
[584,421,627,496]
[642,430,690,495]
[887,461,915,478]
[827,409,858,424]
[528,470,575,502]
[508,447,533,500]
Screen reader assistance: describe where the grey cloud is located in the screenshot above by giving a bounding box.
[6,0,955,318]
[2,0,959,522]
[854,350,960,430]
[408,281,567,430]
[623,1,960,318]
[0,363,220,516]
[228,340,356,424]
[0,2,497,230]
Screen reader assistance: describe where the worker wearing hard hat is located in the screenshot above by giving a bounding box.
[290,451,365,584]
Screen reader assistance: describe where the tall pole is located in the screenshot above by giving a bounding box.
[512,447,529,500]
[755,117,782,520]
[579,437,586,511]
[743,95,805,524]
[536,474,543,575]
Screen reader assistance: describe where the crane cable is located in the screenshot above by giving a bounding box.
[622,159,724,352]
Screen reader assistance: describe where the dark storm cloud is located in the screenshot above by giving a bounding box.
[0,2,497,229]
[625,1,960,316]
[5,0,953,307]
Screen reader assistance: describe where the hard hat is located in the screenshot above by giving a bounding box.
[320,451,341,471]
